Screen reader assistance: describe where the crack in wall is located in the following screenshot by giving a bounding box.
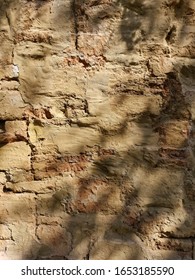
[72,0,79,50]
[34,197,40,245]
[5,11,14,42]
[26,119,36,181]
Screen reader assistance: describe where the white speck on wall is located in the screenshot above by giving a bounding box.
[12,64,19,77]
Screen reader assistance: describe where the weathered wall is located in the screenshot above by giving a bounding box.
[0,0,195,259]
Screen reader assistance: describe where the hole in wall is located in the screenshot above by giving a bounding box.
[165,25,176,43]
[3,186,12,193]
[0,120,6,132]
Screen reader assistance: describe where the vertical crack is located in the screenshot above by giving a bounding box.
[34,197,40,243]
[7,225,14,241]
[84,237,95,260]
[192,238,194,260]
[26,119,36,181]
[68,231,74,258]
[72,0,79,50]
[5,11,14,41]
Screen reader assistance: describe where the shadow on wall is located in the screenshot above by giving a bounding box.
[30,73,194,260]
[0,0,195,259]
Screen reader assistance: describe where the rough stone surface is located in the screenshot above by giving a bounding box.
[0,142,31,170]
[0,0,195,259]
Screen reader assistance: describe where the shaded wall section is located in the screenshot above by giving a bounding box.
[0,0,195,259]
